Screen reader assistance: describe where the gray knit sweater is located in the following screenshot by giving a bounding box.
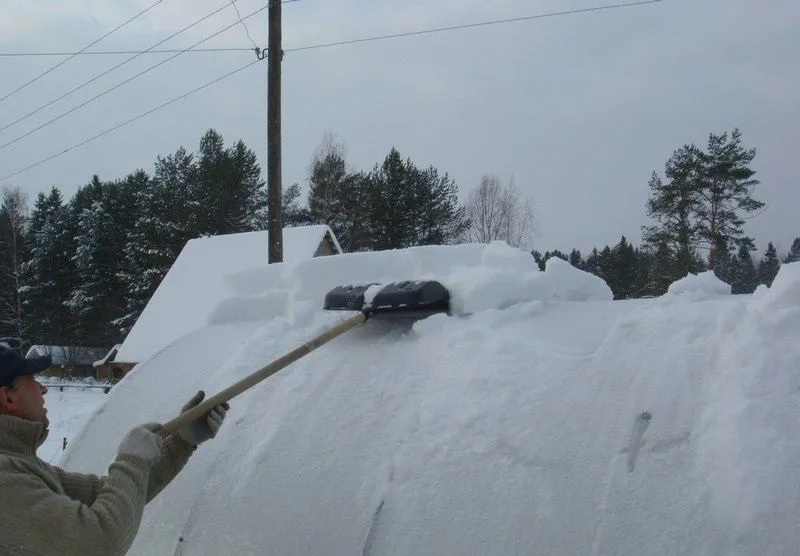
[0,414,195,556]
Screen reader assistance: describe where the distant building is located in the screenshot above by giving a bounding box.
[110,225,342,373]
[25,345,109,378]
[92,344,133,382]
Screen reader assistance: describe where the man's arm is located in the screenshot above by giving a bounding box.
[0,426,161,556]
[52,433,195,505]
[145,433,195,501]
[52,390,226,508]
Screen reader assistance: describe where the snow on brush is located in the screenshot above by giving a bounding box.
[55,244,800,555]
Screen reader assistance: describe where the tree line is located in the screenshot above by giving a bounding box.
[1,129,269,351]
[0,129,511,352]
[0,126,794,354]
[533,128,797,299]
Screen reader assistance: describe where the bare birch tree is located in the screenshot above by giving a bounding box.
[463,174,536,248]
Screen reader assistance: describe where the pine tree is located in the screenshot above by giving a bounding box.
[695,129,764,267]
[68,174,140,346]
[646,241,674,296]
[596,246,616,293]
[305,138,372,251]
[531,250,545,271]
[362,148,468,251]
[20,188,77,346]
[193,129,227,235]
[105,171,147,336]
[568,249,583,268]
[544,250,569,264]
[785,237,800,263]
[632,248,654,297]
[185,130,267,236]
[68,177,107,344]
[118,152,194,333]
[730,244,758,294]
[712,237,734,286]
[0,187,29,349]
[221,138,266,233]
[282,183,312,227]
[758,242,780,287]
[583,248,600,276]
[613,236,638,299]
[642,145,704,278]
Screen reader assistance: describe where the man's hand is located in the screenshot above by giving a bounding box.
[176,390,229,447]
[118,423,163,464]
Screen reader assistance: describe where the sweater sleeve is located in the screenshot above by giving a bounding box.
[53,466,105,506]
[145,433,196,502]
[0,454,152,556]
[48,433,195,507]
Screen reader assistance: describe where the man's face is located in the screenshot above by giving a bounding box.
[0,375,48,427]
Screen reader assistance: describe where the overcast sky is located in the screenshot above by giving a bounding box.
[0,0,797,256]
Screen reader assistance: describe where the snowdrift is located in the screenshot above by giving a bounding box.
[60,245,800,556]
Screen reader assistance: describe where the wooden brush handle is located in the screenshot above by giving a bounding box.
[160,312,366,436]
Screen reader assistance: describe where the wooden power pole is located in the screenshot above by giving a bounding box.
[267,0,283,263]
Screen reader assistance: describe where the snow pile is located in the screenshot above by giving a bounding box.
[666,270,731,299]
[447,252,611,314]
[57,244,800,555]
[218,241,611,319]
[752,261,800,312]
[119,240,610,363]
[697,262,800,553]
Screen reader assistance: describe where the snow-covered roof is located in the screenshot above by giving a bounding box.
[26,345,109,366]
[93,344,122,367]
[115,225,342,363]
[60,246,800,555]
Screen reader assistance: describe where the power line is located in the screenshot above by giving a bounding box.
[0,0,655,59]
[0,47,253,57]
[0,0,301,58]
[0,0,164,103]
[0,0,242,134]
[0,3,268,151]
[0,0,664,182]
[0,0,660,59]
[287,0,663,53]
[232,0,259,51]
[0,58,263,183]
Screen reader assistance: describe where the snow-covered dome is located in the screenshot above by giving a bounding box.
[60,245,800,555]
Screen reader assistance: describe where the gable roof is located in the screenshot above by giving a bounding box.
[115,225,341,364]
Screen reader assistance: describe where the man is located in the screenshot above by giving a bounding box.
[0,346,229,556]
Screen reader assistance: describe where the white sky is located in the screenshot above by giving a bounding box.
[0,0,797,255]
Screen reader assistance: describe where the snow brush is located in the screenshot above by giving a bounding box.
[160,280,450,436]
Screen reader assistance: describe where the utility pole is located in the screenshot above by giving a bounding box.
[267,0,283,263]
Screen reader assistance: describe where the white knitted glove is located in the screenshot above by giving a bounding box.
[117,423,163,464]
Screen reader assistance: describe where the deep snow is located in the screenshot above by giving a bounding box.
[55,242,800,555]
[40,379,109,464]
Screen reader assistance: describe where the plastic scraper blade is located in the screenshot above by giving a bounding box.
[323,280,450,318]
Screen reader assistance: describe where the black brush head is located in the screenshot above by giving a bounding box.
[324,280,450,318]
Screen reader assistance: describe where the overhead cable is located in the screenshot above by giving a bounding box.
[0,0,164,103]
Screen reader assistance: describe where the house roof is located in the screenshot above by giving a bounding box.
[93,344,122,367]
[115,225,341,364]
[26,345,109,366]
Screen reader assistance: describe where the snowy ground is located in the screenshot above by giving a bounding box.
[39,378,109,464]
[49,242,800,555]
